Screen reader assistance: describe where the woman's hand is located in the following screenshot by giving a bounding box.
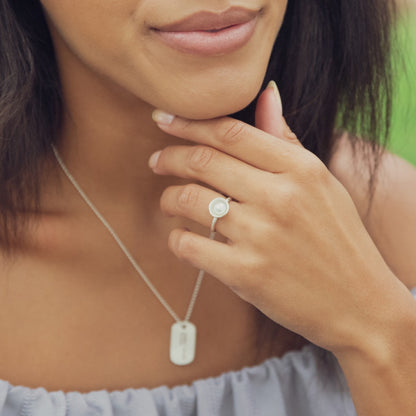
[149,82,413,360]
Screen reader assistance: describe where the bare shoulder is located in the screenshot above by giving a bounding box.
[328,133,416,289]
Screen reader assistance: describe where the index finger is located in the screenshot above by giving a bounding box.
[151,110,302,174]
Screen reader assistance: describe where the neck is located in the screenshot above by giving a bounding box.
[43,35,192,226]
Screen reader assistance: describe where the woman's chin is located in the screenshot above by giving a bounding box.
[168,96,256,120]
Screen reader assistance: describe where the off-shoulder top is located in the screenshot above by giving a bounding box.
[1,286,415,416]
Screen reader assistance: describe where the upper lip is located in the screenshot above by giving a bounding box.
[152,6,260,32]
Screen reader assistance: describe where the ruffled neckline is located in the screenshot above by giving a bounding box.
[0,342,323,397]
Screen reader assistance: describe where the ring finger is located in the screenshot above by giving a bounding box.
[160,183,244,242]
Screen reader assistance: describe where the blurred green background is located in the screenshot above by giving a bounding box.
[388,7,416,165]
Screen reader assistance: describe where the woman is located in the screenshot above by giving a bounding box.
[0,0,415,415]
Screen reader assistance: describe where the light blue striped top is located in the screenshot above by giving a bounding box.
[1,286,415,416]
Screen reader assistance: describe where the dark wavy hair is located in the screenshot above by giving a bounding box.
[0,0,395,253]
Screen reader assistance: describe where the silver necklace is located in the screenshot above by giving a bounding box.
[51,144,216,366]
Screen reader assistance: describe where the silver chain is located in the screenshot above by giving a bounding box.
[51,144,215,323]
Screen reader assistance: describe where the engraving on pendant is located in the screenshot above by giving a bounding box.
[170,321,196,366]
[209,197,230,218]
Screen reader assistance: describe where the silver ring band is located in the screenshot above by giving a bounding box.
[209,196,231,234]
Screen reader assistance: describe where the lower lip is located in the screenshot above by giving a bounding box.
[152,16,258,56]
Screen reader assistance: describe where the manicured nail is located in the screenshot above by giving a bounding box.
[267,80,282,112]
[152,109,175,125]
[148,150,162,169]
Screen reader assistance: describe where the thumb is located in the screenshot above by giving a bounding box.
[255,81,300,144]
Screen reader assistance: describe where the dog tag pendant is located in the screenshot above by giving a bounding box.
[170,321,196,365]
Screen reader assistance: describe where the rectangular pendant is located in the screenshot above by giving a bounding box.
[170,321,196,366]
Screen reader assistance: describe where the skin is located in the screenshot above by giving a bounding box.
[149,91,416,356]
[0,0,294,392]
[38,0,286,217]
[1,0,416,407]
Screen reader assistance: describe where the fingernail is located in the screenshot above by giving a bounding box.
[267,80,282,112]
[152,109,175,125]
[148,150,162,169]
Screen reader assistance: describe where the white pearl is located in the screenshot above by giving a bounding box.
[209,197,230,218]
